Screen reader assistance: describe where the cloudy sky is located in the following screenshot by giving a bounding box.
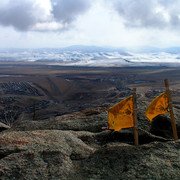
[0,0,180,48]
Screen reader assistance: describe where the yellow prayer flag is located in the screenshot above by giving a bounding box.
[145,92,168,121]
[108,95,134,131]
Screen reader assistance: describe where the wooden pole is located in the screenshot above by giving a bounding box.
[164,79,178,140]
[133,88,139,146]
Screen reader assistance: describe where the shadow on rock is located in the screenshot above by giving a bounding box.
[150,115,180,139]
[77,129,168,147]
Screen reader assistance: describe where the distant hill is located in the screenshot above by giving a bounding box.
[1,45,180,53]
[61,45,127,53]
[0,45,180,66]
[60,45,180,54]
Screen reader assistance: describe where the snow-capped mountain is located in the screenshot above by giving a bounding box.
[0,46,180,67]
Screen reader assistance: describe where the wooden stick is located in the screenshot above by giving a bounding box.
[164,79,178,140]
[133,88,139,146]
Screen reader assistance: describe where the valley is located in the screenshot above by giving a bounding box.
[0,63,180,126]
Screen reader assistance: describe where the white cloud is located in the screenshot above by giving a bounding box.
[1,0,180,48]
[0,0,52,31]
[111,0,180,29]
[0,0,91,31]
[52,0,91,23]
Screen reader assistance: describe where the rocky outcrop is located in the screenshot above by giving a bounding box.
[11,101,180,138]
[0,102,180,179]
[76,140,180,180]
[0,130,94,179]
[11,105,109,132]
[0,129,179,179]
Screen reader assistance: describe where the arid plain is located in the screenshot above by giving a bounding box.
[0,62,180,125]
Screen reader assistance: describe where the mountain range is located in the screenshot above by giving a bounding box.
[0,45,180,67]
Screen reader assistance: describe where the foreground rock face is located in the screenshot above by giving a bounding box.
[0,129,179,180]
[0,102,180,179]
[0,130,94,179]
[76,141,180,180]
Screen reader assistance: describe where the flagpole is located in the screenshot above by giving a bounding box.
[133,88,139,146]
[164,79,178,140]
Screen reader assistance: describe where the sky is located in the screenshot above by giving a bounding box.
[0,0,180,49]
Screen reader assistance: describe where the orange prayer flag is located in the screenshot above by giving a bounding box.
[145,92,168,121]
[108,95,134,131]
